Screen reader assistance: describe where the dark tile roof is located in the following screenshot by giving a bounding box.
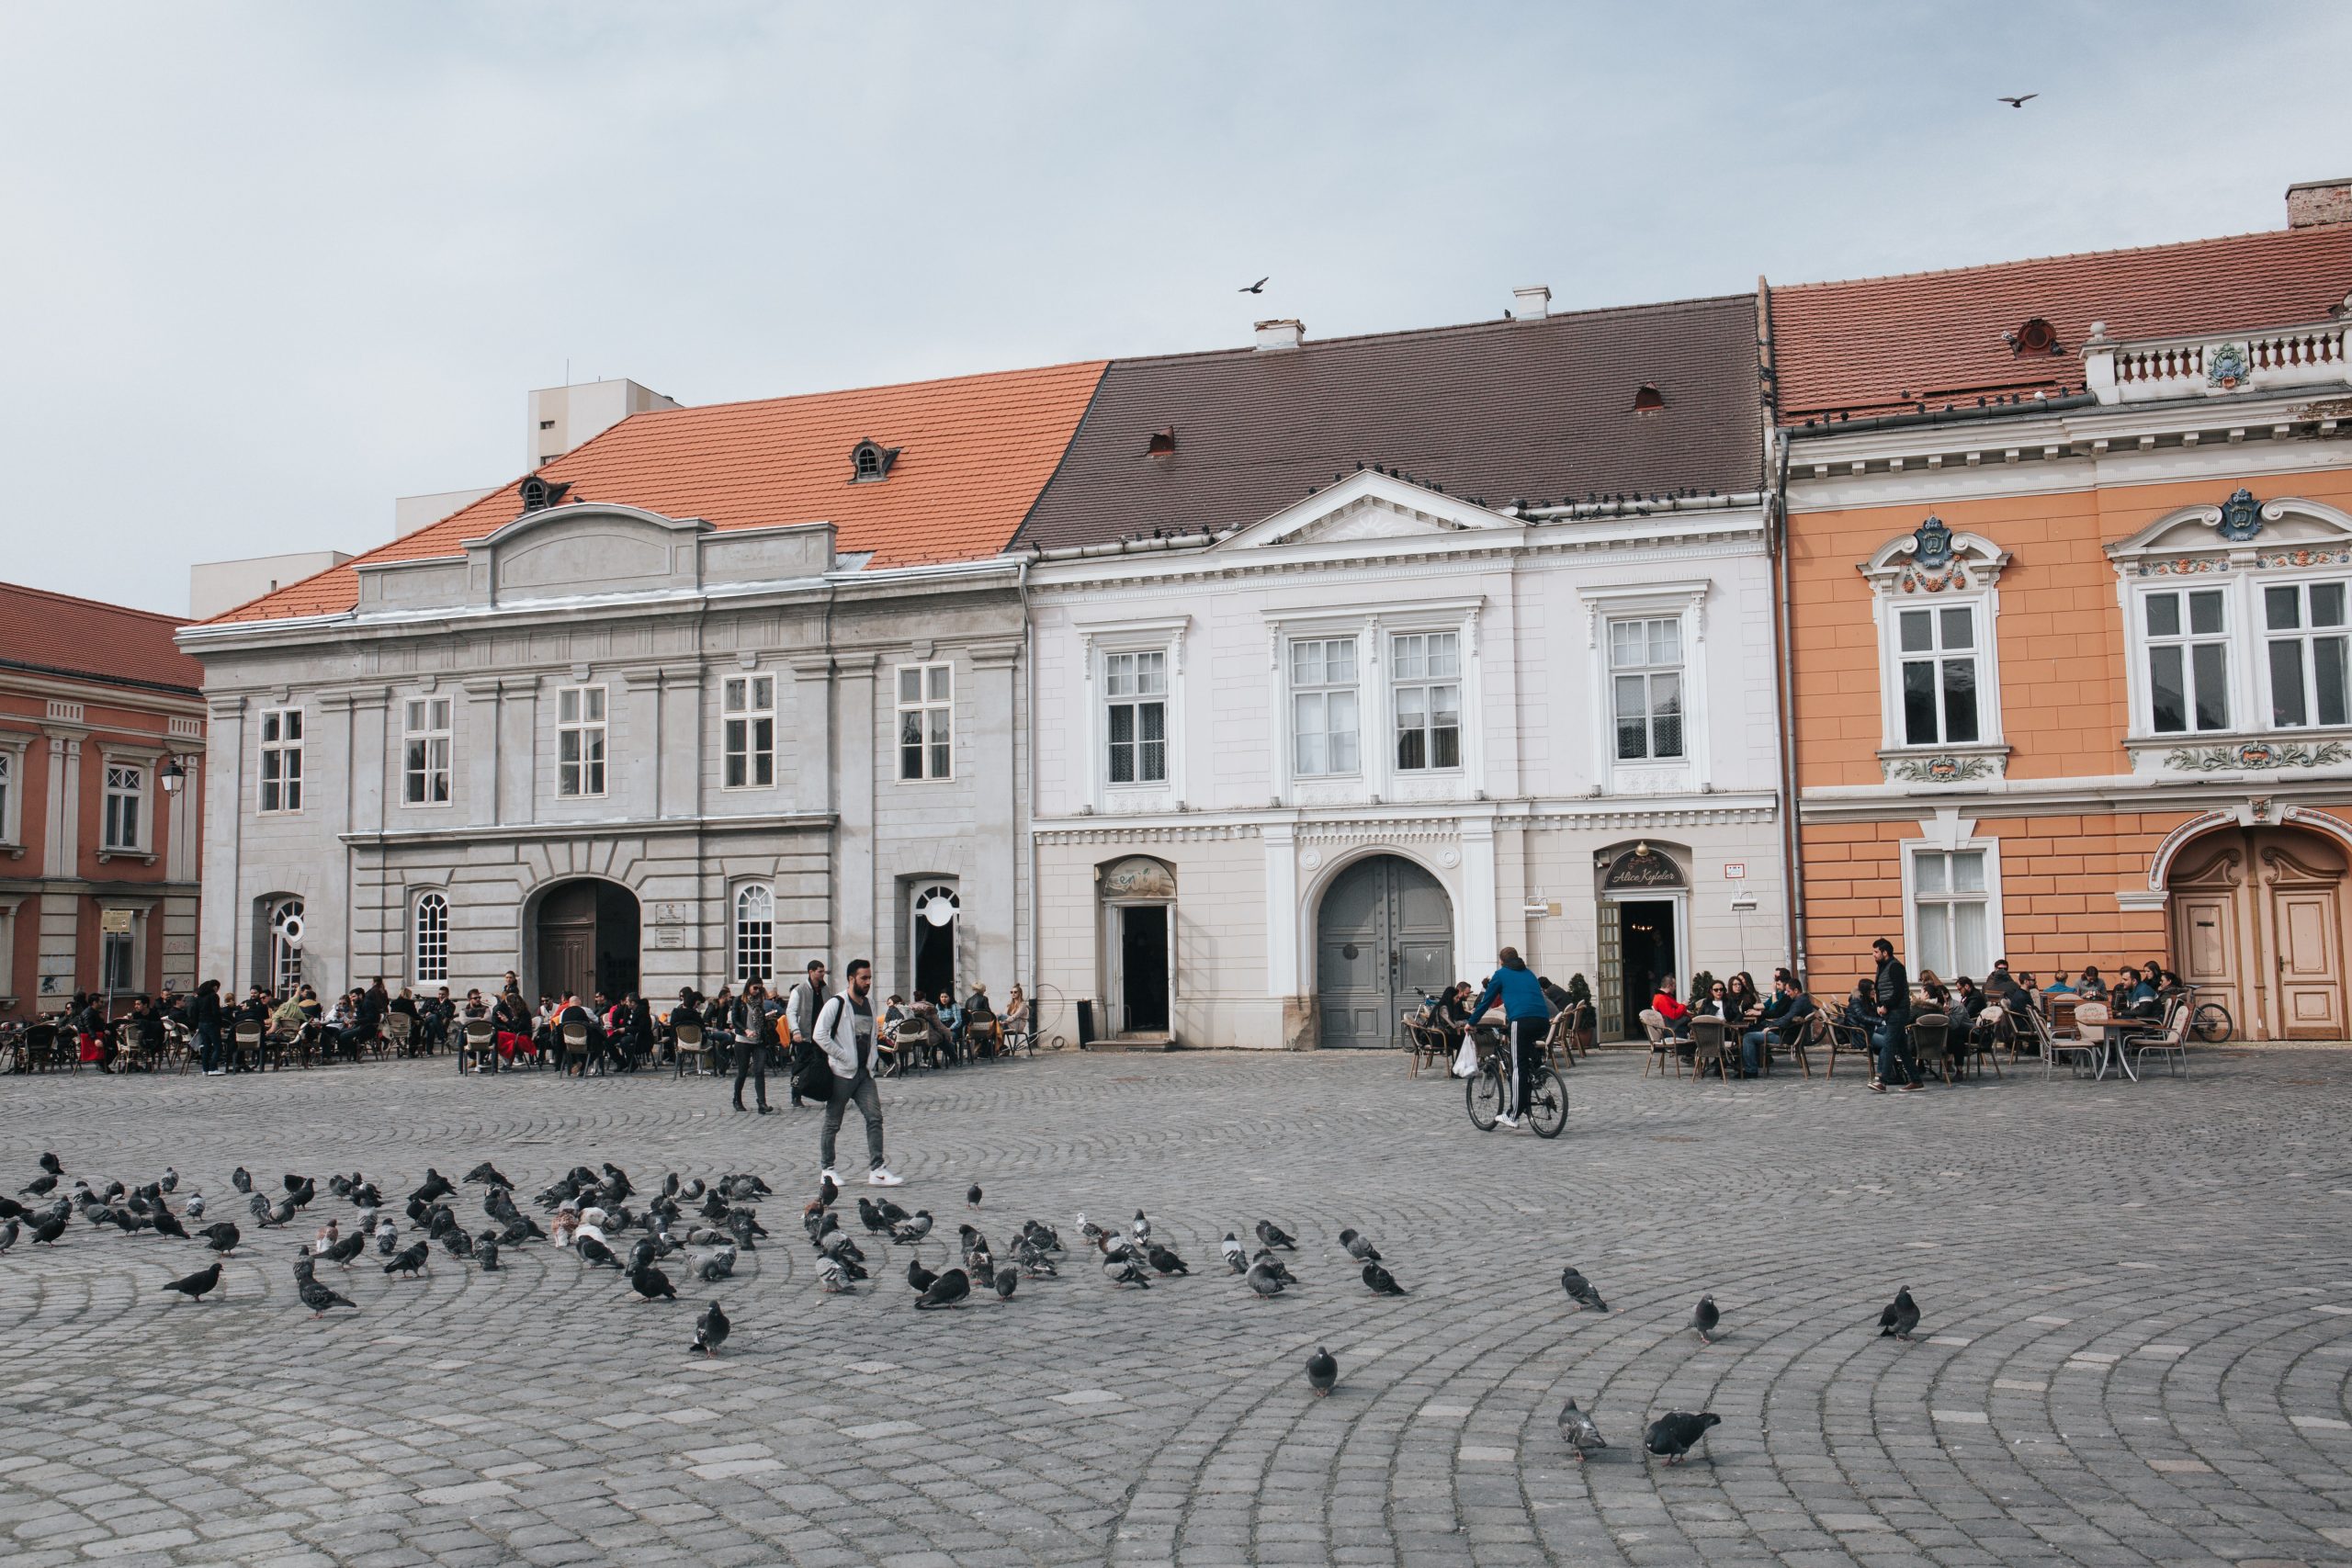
[1770,222,2352,423]
[0,580,202,695]
[1015,296,1767,552]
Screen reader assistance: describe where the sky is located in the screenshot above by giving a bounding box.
[4,1,2350,615]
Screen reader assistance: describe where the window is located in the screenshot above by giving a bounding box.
[1290,638,1360,776]
[258,708,303,813]
[556,685,607,796]
[1895,605,1979,746]
[723,675,776,789]
[897,663,953,780]
[402,696,452,806]
[413,892,448,984]
[2144,588,2230,734]
[1911,848,1992,979]
[2265,581,2351,729]
[1391,632,1462,771]
[1609,619,1686,761]
[1104,650,1168,784]
[102,763,144,851]
[0,749,15,842]
[733,885,775,983]
[102,926,133,992]
[268,898,304,993]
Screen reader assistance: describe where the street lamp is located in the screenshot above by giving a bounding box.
[159,756,186,795]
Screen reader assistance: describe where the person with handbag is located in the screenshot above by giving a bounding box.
[784,960,828,1109]
[731,979,775,1112]
[813,958,899,1188]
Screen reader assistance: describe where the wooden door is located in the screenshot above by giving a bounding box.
[1316,856,1454,1048]
[2262,841,2346,1038]
[2171,887,2242,1039]
[539,923,594,1003]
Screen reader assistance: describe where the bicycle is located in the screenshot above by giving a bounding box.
[2187,987,2233,1044]
[1464,1030,1568,1138]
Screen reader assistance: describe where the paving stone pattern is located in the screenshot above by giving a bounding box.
[2,1046,2350,1566]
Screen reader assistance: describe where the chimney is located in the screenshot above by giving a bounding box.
[1253,318,1304,353]
[1511,285,1552,321]
[2287,177,2352,229]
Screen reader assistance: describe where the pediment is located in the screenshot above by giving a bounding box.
[1859,515,2010,596]
[2108,492,2352,576]
[1216,469,1515,552]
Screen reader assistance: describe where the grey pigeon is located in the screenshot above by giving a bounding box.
[1559,1399,1608,1461]
[200,1222,240,1255]
[1362,1261,1407,1296]
[1339,1227,1380,1262]
[891,1210,933,1246]
[1221,1233,1246,1273]
[164,1261,222,1301]
[1253,1250,1298,1286]
[967,1184,982,1210]
[1645,1411,1720,1465]
[153,1208,187,1240]
[993,1269,1017,1301]
[1146,1244,1188,1276]
[384,1241,429,1277]
[692,1300,729,1354]
[0,1220,16,1253]
[19,1172,57,1197]
[1245,1259,1286,1298]
[577,1235,620,1269]
[629,1262,676,1302]
[915,1268,971,1310]
[1878,1287,1919,1341]
[1693,1295,1719,1344]
[185,1192,205,1220]
[322,1231,366,1269]
[1561,1267,1608,1313]
[478,1238,501,1271]
[298,1275,357,1318]
[1099,1241,1152,1289]
[231,1166,252,1193]
[1255,1220,1295,1250]
[160,1168,178,1194]
[817,1255,853,1292]
[1132,1210,1151,1247]
[1306,1346,1338,1396]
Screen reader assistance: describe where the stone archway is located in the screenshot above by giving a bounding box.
[2167,824,2347,1040]
[528,879,641,1003]
[1314,854,1453,1048]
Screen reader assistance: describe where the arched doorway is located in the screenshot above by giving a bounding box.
[1100,857,1175,1036]
[1315,854,1453,1048]
[910,884,959,1004]
[1596,842,1689,1041]
[2169,825,2346,1040]
[532,880,640,1002]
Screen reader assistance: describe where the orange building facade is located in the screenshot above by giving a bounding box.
[1770,197,2352,1037]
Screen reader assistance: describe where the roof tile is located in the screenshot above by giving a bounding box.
[0,580,201,694]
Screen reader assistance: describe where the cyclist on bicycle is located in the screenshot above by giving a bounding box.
[1472,947,1553,1130]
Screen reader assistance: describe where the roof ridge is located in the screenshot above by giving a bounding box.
[0,578,187,626]
[1769,221,2346,295]
[610,355,1111,423]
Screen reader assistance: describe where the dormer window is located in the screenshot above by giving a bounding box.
[1146,426,1176,457]
[1633,384,1666,414]
[2007,316,2061,355]
[517,474,571,512]
[850,439,900,483]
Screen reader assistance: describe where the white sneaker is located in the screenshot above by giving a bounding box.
[820,1168,840,1188]
[867,1168,903,1187]
[1494,1113,1519,1128]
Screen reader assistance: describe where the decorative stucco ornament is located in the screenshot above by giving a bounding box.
[2215,487,2265,543]
[2206,341,2251,391]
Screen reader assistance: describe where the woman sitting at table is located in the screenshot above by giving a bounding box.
[1723,973,1761,1024]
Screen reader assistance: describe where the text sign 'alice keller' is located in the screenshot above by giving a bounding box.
[1601,844,1686,891]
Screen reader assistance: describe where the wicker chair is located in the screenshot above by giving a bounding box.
[1909,1014,1952,1085]
[2127,998,2190,1079]
[671,1021,708,1077]
[1687,1015,1730,1083]
[1639,1009,1680,1079]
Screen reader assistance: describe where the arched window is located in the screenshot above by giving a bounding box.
[268,897,305,994]
[911,884,959,1001]
[413,892,449,984]
[734,884,775,983]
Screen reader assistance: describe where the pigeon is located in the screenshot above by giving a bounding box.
[1559,1399,1608,1461]
[153,1209,188,1241]
[816,1173,838,1210]
[38,1151,61,1177]
[915,1268,971,1310]
[1339,1228,1380,1263]
[30,1214,66,1247]
[1222,1234,1247,1273]
[629,1263,677,1302]
[578,1235,620,1269]
[1997,94,2038,107]
[199,1222,241,1256]
[410,1169,454,1205]
[1362,1261,1407,1296]
[1132,1210,1151,1247]
[628,1237,657,1274]
[1100,1241,1153,1289]
[384,1241,430,1278]
[1644,1411,1721,1465]
[876,1199,911,1226]
[1147,1245,1189,1276]
[1306,1346,1338,1396]
[1078,1213,1103,1245]
[694,1246,738,1283]
[298,1275,357,1318]
[692,1300,729,1355]
[1878,1287,1919,1342]
[1693,1295,1720,1344]
[1013,1239,1057,1278]
[1561,1267,1608,1313]
[160,1167,178,1194]
[0,1220,16,1253]
[20,1172,57,1197]
[1253,1249,1299,1286]
[993,1269,1017,1301]
[185,1192,205,1220]
[440,1228,474,1260]
[322,1231,366,1269]
[817,1256,853,1292]
[1245,1259,1286,1298]
[1239,276,1269,294]
[232,1166,252,1193]
[891,1211,933,1246]
[1255,1220,1295,1251]
[464,1161,513,1189]
[376,1220,401,1256]
[478,1239,501,1272]
[857,1197,889,1235]
[967,1184,982,1210]
[164,1261,222,1302]
[1023,1220,1061,1253]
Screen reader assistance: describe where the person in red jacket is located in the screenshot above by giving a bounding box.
[1652,979,1691,1042]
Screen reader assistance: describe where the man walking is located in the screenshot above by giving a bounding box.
[1472,946,1552,1130]
[732,979,775,1113]
[1869,936,1917,1092]
[785,960,827,1109]
[816,958,899,1187]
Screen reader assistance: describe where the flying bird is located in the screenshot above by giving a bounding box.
[1559,1399,1608,1461]
[692,1301,730,1356]
[1561,1267,1608,1313]
[1239,276,1269,294]
[1306,1346,1338,1396]
[163,1261,223,1302]
[1362,1261,1407,1296]
[1645,1411,1721,1466]
[1878,1286,1920,1342]
[1997,94,2038,108]
[1692,1294,1720,1344]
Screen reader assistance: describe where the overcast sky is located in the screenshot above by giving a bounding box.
[5,2,2348,615]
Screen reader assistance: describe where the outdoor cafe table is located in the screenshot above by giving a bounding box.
[2086,1016,2143,1083]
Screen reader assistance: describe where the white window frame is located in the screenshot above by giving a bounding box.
[413,891,449,984]
[1103,649,1170,787]
[895,661,954,782]
[1888,601,1986,750]
[2256,575,2352,732]
[100,917,137,993]
[258,707,303,814]
[2134,583,2233,738]
[555,684,608,798]
[1900,839,2003,983]
[1874,592,2004,751]
[1288,636,1362,779]
[1577,583,1711,791]
[267,897,305,994]
[101,761,146,852]
[722,674,777,790]
[0,740,19,848]
[402,695,453,807]
[1391,630,1464,773]
[733,883,775,983]
[1605,617,1687,763]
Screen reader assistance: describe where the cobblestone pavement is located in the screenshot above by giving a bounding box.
[2,1043,2350,1568]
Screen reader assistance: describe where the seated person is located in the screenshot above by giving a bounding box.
[1651,980,1692,1046]
[128,997,165,1069]
[1002,985,1030,1043]
[935,990,965,1059]
[1742,974,1817,1077]
[1840,978,1877,1036]
[269,989,309,1040]
[2074,965,2108,1002]
[2113,964,2163,1021]
[963,985,998,1056]
[1695,977,1730,1019]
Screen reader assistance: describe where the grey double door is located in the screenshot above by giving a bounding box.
[1316,855,1453,1048]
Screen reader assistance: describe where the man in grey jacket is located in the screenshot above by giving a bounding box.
[784,959,827,1110]
[816,958,899,1187]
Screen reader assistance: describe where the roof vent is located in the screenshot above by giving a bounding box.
[1633,383,1666,414]
[2288,176,2352,229]
[1511,285,1552,321]
[1253,318,1304,353]
[517,474,571,512]
[1145,426,1176,457]
[2007,316,2061,355]
[849,438,900,483]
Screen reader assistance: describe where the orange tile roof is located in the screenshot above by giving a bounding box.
[0,579,201,694]
[1771,222,2352,423]
[209,359,1109,625]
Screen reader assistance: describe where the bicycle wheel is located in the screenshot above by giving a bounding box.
[1464,1064,1504,1130]
[1526,1066,1569,1139]
[2191,1001,2233,1043]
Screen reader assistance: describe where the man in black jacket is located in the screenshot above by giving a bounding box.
[732,979,775,1113]
[1870,937,1917,1091]
[784,961,827,1108]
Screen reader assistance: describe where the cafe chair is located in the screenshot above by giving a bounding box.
[1639,1010,1680,1079]
[1687,1016,1731,1084]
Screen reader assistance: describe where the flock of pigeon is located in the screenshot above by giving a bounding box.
[2,1150,1930,1470]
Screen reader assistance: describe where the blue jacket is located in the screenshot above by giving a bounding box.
[1476,964,1552,1023]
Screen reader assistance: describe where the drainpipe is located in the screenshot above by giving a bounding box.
[1018,556,1037,1010]
[1769,426,1804,976]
